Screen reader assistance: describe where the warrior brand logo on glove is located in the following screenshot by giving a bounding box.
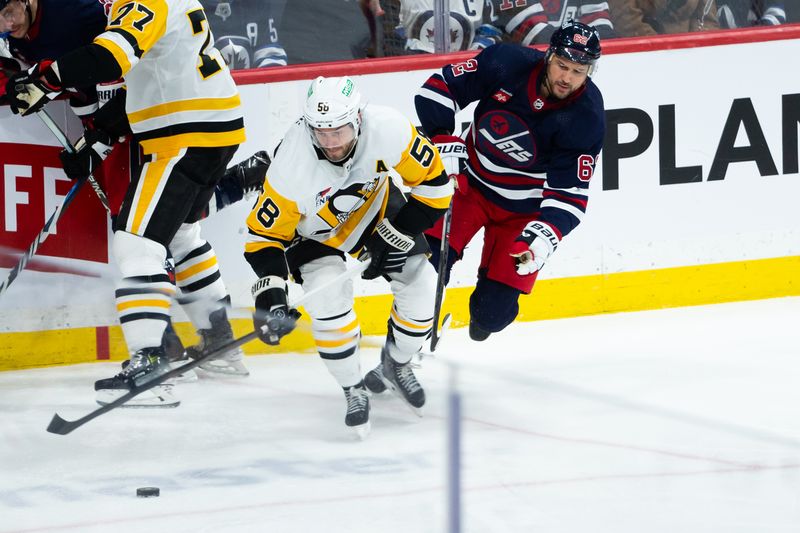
[375,219,414,251]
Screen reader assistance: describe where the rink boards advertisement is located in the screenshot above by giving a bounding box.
[1,29,799,369]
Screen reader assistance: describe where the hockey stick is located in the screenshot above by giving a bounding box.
[46,259,371,435]
[0,176,89,298]
[430,200,453,352]
[36,109,111,214]
[0,111,114,298]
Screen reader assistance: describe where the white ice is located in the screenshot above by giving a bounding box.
[2,297,799,533]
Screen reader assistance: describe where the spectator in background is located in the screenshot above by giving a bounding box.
[608,0,719,36]
[282,0,372,63]
[487,0,616,45]
[717,0,786,27]
[382,0,498,54]
[200,0,288,69]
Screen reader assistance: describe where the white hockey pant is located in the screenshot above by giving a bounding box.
[298,256,362,388]
[113,231,173,352]
[385,254,436,364]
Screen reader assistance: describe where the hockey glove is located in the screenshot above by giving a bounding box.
[362,218,415,280]
[509,221,560,276]
[215,150,271,210]
[252,275,301,345]
[432,134,469,192]
[5,60,63,116]
[59,129,115,181]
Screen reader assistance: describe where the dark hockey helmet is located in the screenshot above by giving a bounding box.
[546,21,601,76]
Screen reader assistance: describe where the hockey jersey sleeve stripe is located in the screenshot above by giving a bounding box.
[95,35,135,76]
[417,87,458,113]
[244,240,286,254]
[246,229,294,247]
[128,95,242,123]
[410,181,453,201]
[504,4,545,33]
[108,28,144,59]
[468,167,544,201]
[543,189,588,209]
[541,198,586,220]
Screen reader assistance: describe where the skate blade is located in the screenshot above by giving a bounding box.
[380,377,424,418]
[197,359,250,377]
[350,421,371,440]
[165,362,198,384]
[95,386,180,408]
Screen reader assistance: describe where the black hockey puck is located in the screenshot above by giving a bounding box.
[136,487,160,498]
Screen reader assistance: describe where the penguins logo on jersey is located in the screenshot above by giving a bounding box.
[476,111,536,166]
[315,178,380,230]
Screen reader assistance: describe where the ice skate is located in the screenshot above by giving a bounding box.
[187,307,249,377]
[344,382,371,439]
[96,347,179,408]
[364,346,425,416]
[120,324,197,383]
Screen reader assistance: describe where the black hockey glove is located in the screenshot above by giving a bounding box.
[215,150,271,210]
[362,218,415,280]
[252,275,301,345]
[59,128,115,181]
[5,60,63,116]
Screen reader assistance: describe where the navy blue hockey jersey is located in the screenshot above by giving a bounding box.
[7,0,109,65]
[415,43,604,239]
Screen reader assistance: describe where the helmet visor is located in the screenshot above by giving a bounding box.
[555,46,597,66]
[310,123,357,162]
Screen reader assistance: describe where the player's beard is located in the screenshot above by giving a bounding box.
[322,139,357,163]
[543,74,574,100]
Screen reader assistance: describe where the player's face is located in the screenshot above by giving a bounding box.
[0,0,29,38]
[312,123,357,162]
[545,55,590,99]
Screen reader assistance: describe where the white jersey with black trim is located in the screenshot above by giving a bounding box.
[246,104,452,257]
[95,0,245,153]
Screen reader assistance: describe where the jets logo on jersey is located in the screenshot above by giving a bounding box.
[476,111,536,166]
[492,89,513,103]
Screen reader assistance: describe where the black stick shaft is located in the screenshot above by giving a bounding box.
[431,201,452,352]
[46,260,370,435]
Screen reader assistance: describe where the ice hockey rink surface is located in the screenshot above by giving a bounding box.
[2,297,799,533]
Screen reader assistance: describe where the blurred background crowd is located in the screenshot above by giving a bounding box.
[197,0,798,69]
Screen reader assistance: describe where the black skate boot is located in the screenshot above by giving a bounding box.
[186,307,249,377]
[468,320,491,342]
[343,381,370,439]
[121,322,197,383]
[365,346,425,415]
[95,346,179,408]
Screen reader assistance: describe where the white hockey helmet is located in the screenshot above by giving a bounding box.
[304,76,363,161]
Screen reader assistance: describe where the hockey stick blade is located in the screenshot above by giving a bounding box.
[46,259,370,435]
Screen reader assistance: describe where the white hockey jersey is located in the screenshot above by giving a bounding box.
[95,0,245,153]
[401,0,494,53]
[246,104,453,257]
